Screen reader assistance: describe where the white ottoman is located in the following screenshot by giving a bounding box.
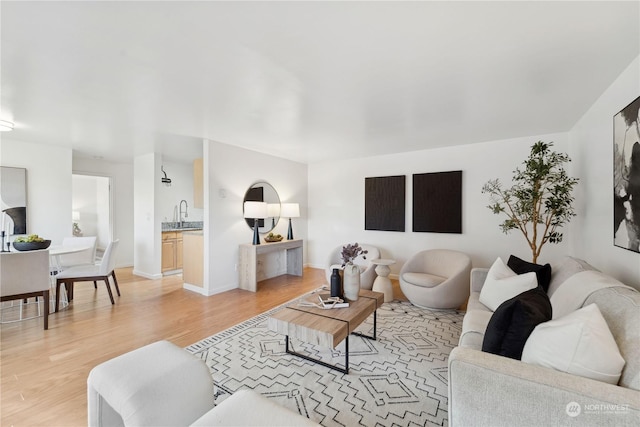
[87,340,215,427]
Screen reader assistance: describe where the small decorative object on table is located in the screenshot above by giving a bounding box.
[341,243,368,302]
[330,267,343,298]
[298,294,349,309]
[12,234,51,251]
[264,232,283,242]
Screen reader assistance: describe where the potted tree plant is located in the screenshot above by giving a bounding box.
[482,141,579,263]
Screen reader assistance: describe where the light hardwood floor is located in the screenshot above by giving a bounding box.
[1,267,405,427]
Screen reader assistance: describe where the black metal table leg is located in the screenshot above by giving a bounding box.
[285,335,350,374]
[351,309,377,341]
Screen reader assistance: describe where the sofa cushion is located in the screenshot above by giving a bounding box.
[401,272,446,288]
[549,270,630,319]
[522,304,625,385]
[481,286,552,360]
[507,255,552,293]
[465,291,490,313]
[585,287,640,391]
[479,258,538,311]
[459,309,493,349]
[547,256,598,297]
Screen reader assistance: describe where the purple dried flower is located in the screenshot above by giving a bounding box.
[340,242,368,267]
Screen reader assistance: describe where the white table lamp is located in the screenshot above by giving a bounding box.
[244,201,268,245]
[280,203,300,240]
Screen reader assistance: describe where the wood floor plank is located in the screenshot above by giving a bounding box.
[1,266,405,426]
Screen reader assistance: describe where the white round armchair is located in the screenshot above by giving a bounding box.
[325,244,381,290]
[399,249,472,309]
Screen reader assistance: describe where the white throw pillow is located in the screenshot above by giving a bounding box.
[522,304,625,385]
[479,257,538,311]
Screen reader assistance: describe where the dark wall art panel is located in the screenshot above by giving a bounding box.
[413,170,462,233]
[365,175,406,232]
[613,95,640,253]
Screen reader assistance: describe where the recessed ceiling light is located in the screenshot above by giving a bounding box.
[0,120,14,132]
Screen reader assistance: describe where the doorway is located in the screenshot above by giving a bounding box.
[72,174,112,259]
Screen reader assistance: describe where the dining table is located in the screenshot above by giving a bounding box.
[47,245,94,309]
[48,244,92,272]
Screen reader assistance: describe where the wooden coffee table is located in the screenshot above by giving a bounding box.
[267,289,385,374]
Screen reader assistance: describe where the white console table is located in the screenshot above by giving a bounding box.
[238,239,303,292]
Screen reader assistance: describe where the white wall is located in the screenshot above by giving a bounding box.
[0,139,72,245]
[569,56,640,289]
[73,157,134,267]
[96,177,110,248]
[308,132,572,277]
[133,153,162,278]
[204,141,308,295]
[158,159,204,223]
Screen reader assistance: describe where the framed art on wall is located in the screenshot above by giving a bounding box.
[0,166,27,235]
[413,170,462,233]
[365,175,406,232]
[613,95,640,253]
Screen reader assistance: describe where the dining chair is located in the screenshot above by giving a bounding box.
[58,236,98,268]
[0,250,51,330]
[55,240,120,312]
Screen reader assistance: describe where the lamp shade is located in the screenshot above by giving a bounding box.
[243,201,268,219]
[0,120,14,132]
[72,211,80,221]
[280,203,300,218]
[267,203,280,217]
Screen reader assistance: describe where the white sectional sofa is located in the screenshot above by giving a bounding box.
[448,256,640,426]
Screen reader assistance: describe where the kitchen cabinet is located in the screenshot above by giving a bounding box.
[182,231,203,287]
[194,158,203,209]
[161,231,183,273]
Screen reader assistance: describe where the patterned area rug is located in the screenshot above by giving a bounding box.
[186,290,463,427]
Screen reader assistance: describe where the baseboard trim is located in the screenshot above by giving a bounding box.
[132,270,163,280]
[183,283,206,295]
[203,283,238,296]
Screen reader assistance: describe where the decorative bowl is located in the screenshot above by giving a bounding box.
[264,236,284,243]
[13,240,52,251]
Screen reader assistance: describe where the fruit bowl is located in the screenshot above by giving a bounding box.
[13,240,51,251]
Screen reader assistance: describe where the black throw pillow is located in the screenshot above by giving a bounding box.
[507,255,552,293]
[481,286,552,360]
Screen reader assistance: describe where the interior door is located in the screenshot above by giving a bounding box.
[72,174,112,257]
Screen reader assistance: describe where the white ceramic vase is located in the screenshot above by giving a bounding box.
[342,263,360,301]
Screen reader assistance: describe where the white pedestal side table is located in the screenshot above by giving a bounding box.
[371,258,395,302]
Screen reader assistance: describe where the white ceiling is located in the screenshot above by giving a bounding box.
[1,1,639,164]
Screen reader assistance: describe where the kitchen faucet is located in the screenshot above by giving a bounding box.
[179,200,188,228]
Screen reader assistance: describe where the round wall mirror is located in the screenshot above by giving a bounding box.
[243,181,280,233]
